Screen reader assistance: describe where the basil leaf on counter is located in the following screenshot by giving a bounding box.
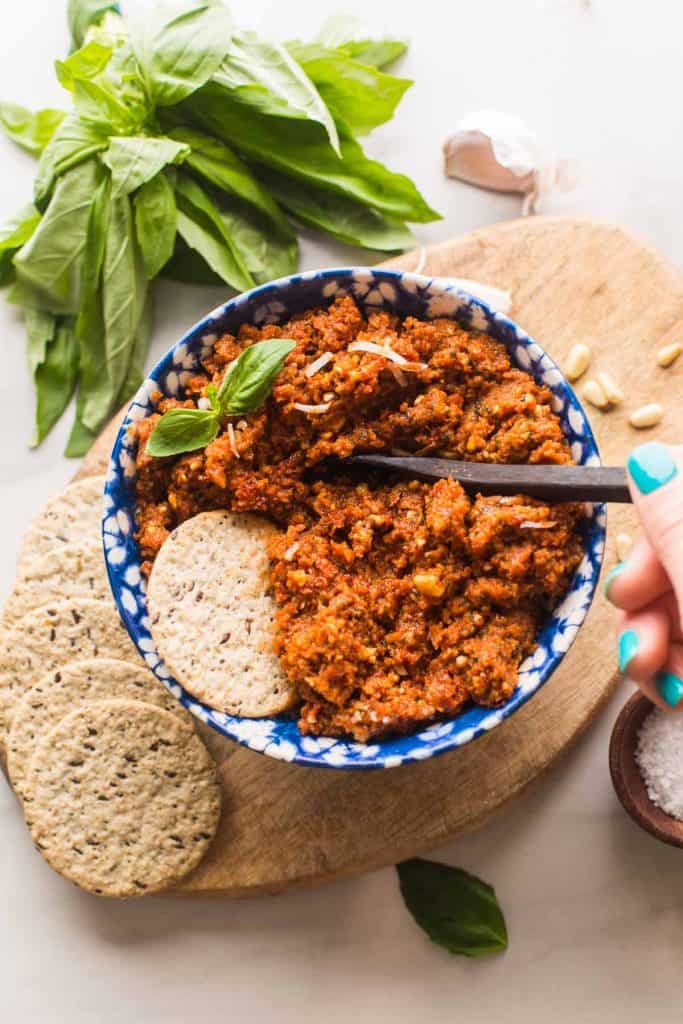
[14,158,102,314]
[129,0,234,107]
[34,113,108,206]
[397,859,508,958]
[174,172,254,292]
[261,169,414,251]
[103,135,189,196]
[168,125,292,234]
[0,204,42,285]
[31,315,79,446]
[134,170,177,277]
[288,44,411,136]
[217,337,295,414]
[214,31,340,156]
[146,407,220,457]
[314,16,407,69]
[184,85,441,224]
[68,0,121,50]
[0,103,66,157]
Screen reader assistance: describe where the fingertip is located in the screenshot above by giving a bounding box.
[655,671,683,710]
[604,561,629,602]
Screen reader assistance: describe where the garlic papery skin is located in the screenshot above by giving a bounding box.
[443,110,579,215]
[443,111,539,194]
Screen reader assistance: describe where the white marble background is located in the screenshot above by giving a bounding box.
[2,1,683,1020]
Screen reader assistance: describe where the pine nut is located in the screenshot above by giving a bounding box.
[616,532,633,561]
[629,403,663,428]
[582,379,609,409]
[657,342,682,368]
[597,371,624,405]
[565,343,592,381]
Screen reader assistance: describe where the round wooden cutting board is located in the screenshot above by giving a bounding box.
[76,215,683,896]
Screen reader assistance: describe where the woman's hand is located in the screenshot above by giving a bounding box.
[605,442,683,710]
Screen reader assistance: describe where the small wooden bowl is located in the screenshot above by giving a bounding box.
[609,692,683,848]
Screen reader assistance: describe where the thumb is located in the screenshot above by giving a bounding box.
[627,442,683,625]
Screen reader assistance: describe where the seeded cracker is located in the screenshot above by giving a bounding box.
[8,658,192,802]
[147,511,297,717]
[25,700,221,897]
[17,476,106,574]
[3,542,109,627]
[0,598,136,743]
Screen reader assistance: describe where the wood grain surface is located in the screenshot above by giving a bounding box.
[74,215,683,896]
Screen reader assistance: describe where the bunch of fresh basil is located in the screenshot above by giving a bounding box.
[0,1,439,455]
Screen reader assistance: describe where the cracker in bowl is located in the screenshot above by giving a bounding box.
[147,511,297,718]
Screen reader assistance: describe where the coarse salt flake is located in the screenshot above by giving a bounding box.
[636,707,683,820]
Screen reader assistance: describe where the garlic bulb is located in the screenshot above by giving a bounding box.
[443,110,579,215]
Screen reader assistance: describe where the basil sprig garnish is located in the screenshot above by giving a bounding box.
[146,337,295,457]
[397,858,508,957]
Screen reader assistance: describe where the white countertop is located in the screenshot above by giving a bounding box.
[2,1,683,1020]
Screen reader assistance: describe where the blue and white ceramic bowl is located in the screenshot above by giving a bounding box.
[104,268,606,770]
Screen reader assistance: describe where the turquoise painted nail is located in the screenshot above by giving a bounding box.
[604,561,627,597]
[656,671,683,708]
[618,629,639,673]
[627,442,677,495]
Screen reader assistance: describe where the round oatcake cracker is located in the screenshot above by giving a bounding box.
[147,511,297,717]
[3,541,108,627]
[25,699,221,897]
[0,598,136,743]
[18,476,106,574]
[8,658,192,801]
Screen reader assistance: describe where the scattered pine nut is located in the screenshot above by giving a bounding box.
[657,342,682,368]
[565,343,592,381]
[616,532,633,561]
[629,403,663,429]
[597,371,624,405]
[582,378,609,409]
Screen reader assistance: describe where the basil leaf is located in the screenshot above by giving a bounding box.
[314,16,407,68]
[68,0,121,50]
[397,859,508,958]
[218,201,298,284]
[214,31,339,156]
[261,169,413,251]
[103,135,190,196]
[65,389,98,457]
[168,125,292,234]
[14,158,102,314]
[31,315,80,447]
[0,103,66,157]
[218,337,295,414]
[34,112,108,206]
[97,193,148,421]
[184,85,440,224]
[0,204,42,285]
[161,234,223,285]
[288,44,411,136]
[146,407,220,457]
[75,172,110,432]
[25,307,56,375]
[129,0,234,107]
[56,39,114,91]
[134,170,177,277]
[175,172,254,292]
